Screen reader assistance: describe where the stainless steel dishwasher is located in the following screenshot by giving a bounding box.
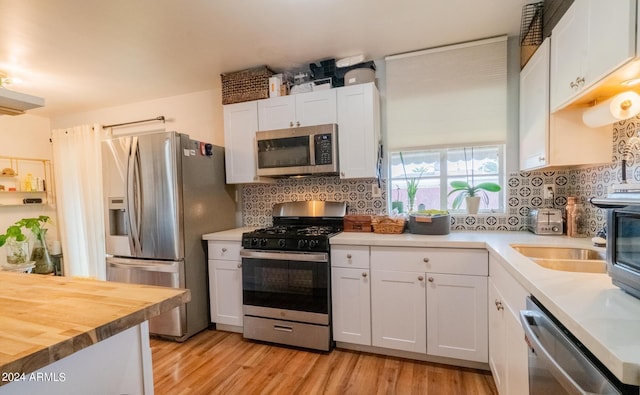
[519,296,635,395]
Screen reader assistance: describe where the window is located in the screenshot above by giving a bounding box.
[389,145,504,213]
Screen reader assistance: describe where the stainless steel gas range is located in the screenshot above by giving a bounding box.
[240,201,346,351]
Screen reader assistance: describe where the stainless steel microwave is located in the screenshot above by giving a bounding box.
[607,204,640,299]
[255,124,338,177]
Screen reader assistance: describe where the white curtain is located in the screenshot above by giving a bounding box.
[51,124,107,279]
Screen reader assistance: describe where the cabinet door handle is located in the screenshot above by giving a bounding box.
[340,171,345,178]
[362,272,368,278]
[538,156,545,162]
[577,76,585,86]
[423,257,430,263]
[296,121,300,127]
[346,254,352,259]
[427,277,434,283]
[495,299,504,311]
[418,275,424,281]
[290,121,294,127]
[221,247,227,252]
[237,263,242,268]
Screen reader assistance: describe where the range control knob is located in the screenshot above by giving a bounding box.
[260,238,268,247]
[552,226,559,232]
[298,239,308,249]
[251,238,259,247]
[277,239,286,248]
[309,240,318,249]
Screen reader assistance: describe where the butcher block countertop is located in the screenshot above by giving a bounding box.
[0,272,190,383]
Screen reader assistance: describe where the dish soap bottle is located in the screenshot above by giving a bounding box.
[566,197,587,238]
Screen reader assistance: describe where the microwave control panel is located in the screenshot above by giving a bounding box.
[314,134,333,165]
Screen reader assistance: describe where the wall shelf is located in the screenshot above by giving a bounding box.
[0,156,55,206]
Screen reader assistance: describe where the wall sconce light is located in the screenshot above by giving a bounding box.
[582,91,640,128]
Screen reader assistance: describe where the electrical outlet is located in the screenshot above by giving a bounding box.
[372,184,382,197]
[543,184,555,199]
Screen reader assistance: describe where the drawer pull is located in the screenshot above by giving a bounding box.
[418,275,424,281]
[237,263,242,269]
[362,272,368,278]
[427,277,434,283]
[346,254,352,259]
[221,247,227,252]
[274,325,293,333]
[423,257,430,263]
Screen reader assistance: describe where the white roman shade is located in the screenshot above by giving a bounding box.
[386,36,507,150]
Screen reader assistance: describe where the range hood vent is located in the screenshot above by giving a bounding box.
[0,88,45,116]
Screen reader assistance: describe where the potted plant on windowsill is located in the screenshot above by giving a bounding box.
[400,152,427,213]
[447,148,501,214]
[0,216,53,273]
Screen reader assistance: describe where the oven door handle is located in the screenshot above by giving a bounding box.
[240,250,328,262]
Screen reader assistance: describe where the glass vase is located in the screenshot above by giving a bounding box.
[6,239,29,265]
[32,229,54,274]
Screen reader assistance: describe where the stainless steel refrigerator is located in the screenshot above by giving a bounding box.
[102,131,236,341]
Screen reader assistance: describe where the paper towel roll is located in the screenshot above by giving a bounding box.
[583,91,640,128]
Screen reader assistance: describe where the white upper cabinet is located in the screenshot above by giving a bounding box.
[550,0,636,112]
[520,38,550,170]
[337,82,381,179]
[257,89,337,131]
[520,38,613,171]
[223,101,264,184]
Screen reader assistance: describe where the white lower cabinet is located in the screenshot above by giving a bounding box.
[207,241,243,327]
[426,273,488,362]
[371,269,427,353]
[331,245,371,345]
[369,246,489,362]
[331,267,371,345]
[488,254,529,394]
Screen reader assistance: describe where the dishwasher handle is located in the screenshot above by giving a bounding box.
[520,309,588,395]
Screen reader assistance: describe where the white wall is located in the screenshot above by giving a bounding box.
[51,89,225,145]
[0,114,58,262]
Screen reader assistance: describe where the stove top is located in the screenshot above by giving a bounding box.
[242,224,342,252]
[242,201,346,252]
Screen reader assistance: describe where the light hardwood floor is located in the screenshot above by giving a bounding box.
[151,329,498,394]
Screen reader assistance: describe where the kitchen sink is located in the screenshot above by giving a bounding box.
[510,244,607,273]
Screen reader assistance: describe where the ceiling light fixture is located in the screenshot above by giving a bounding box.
[0,70,45,116]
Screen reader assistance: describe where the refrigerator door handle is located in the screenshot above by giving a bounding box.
[126,136,142,256]
[107,260,180,273]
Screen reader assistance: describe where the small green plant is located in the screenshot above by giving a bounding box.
[0,216,51,247]
[448,181,501,209]
[447,147,501,210]
[400,152,427,212]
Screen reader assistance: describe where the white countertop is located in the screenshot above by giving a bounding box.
[202,227,256,241]
[203,228,640,385]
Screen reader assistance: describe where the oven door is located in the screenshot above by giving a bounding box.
[608,206,640,299]
[240,250,330,325]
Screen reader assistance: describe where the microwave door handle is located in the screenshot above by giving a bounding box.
[309,135,316,166]
[520,310,588,395]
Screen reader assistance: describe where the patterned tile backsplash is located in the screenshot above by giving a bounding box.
[242,117,640,235]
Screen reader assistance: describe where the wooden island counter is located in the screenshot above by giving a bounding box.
[0,271,190,395]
